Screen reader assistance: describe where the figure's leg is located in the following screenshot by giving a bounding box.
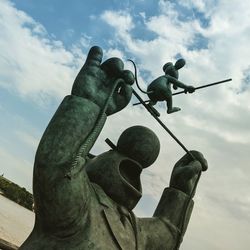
[147,100,160,117]
[149,100,157,106]
[166,96,181,114]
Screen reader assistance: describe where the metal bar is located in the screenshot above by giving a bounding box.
[172,78,232,96]
[132,89,195,159]
[105,138,117,150]
[133,78,232,105]
[133,89,198,250]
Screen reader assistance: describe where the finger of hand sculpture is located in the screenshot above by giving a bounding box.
[72,46,133,115]
[20,46,207,250]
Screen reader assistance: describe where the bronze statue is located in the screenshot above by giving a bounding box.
[132,59,232,114]
[20,46,208,250]
[147,59,195,114]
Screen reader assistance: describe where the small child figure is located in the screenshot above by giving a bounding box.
[147,59,195,114]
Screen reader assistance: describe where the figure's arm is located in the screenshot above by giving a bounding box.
[167,75,195,93]
[33,46,133,234]
[138,151,208,249]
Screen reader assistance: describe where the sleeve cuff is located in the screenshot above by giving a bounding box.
[153,187,194,235]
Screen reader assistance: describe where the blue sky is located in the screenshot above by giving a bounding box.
[1,0,250,249]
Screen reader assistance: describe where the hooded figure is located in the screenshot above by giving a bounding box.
[20,46,207,250]
[86,125,160,211]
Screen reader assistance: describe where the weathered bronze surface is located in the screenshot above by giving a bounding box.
[147,59,195,114]
[20,46,207,250]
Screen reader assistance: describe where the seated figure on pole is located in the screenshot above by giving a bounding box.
[147,59,195,114]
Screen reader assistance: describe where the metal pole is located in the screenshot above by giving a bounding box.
[133,78,232,105]
[172,78,232,96]
[133,89,198,250]
[132,89,195,159]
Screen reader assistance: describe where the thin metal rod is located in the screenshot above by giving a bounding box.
[172,78,232,96]
[105,138,117,150]
[132,89,195,160]
[133,78,232,106]
[133,89,199,250]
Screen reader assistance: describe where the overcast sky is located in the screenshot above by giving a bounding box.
[0,0,250,249]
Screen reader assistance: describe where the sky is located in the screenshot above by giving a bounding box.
[0,0,250,249]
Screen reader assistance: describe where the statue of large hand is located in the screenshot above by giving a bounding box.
[71,46,134,115]
[170,151,208,197]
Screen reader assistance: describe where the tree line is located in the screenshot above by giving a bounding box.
[0,176,33,211]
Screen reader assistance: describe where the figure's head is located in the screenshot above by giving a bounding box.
[163,58,186,79]
[86,126,160,210]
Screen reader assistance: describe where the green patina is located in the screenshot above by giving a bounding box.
[20,46,207,250]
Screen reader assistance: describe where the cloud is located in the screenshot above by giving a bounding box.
[101,10,134,33]
[1,0,250,248]
[0,104,42,192]
[104,48,125,60]
[0,146,33,191]
[14,130,39,150]
[99,2,250,144]
[0,0,87,106]
[99,2,250,249]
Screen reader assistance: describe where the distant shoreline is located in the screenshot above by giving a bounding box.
[0,193,34,212]
[0,176,33,211]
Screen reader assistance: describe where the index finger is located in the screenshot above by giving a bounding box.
[84,46,103,67]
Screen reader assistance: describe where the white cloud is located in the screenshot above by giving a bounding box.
[0,0,250,248]
[0,105,42,192]
[0,146,33,191]
[14,130,39,150]
[99,2,250,142]
[101,10,134,33]
[100,2,250,249]
[177,0,217,13]
[104,48,125,60]
[0,0,87,106]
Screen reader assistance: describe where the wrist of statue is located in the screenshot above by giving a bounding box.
[169,184,193,197]
[71,92,103,110]
[69,94,105,117]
